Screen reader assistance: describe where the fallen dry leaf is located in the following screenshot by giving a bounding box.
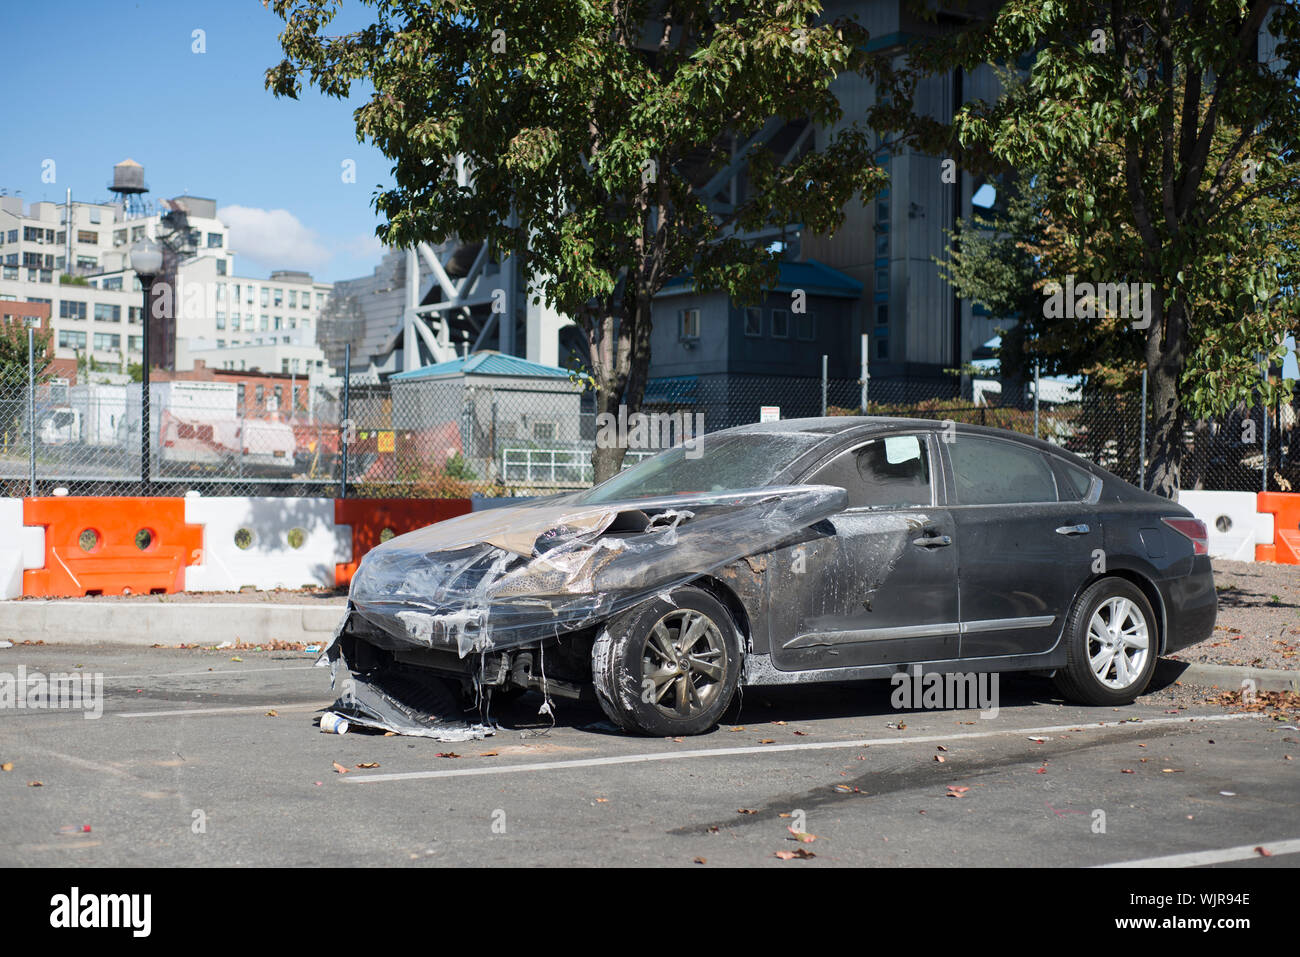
[1255,846,1273,857]
[356,762,380,769]
[1,762,12,772]
[332,762,350,774]
[693,857,707,864]
[265,710,278,717]
[759,739,776,744]
[1121,769,1135,774]
[28,781,43,787]
[435,752,461,759]
[787,826,817,843]
[728,726,745,732]
[934,755,946,763]
[737,808,758,814]
[936,745,948,752]
[479,751,499,757]
[775,848,816,860]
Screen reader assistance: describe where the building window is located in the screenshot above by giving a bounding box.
[796,312,815,341]
[93,304,121,322]
[93,333,121,350]
[216,259,227,276]
[129,336,142,352]
[59,300,87,320]
[77,230,98,245]
[679,308,700,340]
[58,330,87,349]
[5,230,16,243]
[260,288,269,307]
[207,233,223,248]
[113,229,127,247]
[771,309,789,338]
[875,268,889,296]
[131,226,146,242]
[875,303,888,327]
[533,422,557,441]
[273,289,283,307]
[744,307,761,337]
[1,266,15,280]
[289,290,297,307]
[216,311,226,329]
[875,337,889,360]
[255,385,264,406]
[128,306,142,324]
[102,277,123,291]
[76,255,97,270]
[260,316,269,331]
[876,200,890,223]
[274,316,282,330]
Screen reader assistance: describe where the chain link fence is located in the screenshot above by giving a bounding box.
[1,363,1295,498]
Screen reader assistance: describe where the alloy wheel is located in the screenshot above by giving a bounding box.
[639,609,727,718]
[1086,596,1150,689]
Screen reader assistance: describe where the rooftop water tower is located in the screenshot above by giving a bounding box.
[108,158,150,217]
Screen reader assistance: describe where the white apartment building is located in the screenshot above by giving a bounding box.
[0,162,335,380]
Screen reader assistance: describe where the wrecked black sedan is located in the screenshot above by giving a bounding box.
[321,417,1217,738]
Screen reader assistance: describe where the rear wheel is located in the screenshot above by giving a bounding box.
[1054,578,1158,706]
[592,586,741,736]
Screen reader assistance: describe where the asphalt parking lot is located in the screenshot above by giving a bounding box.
[0,644,1296,868]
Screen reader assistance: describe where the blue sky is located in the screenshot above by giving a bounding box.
[2,0,393,283]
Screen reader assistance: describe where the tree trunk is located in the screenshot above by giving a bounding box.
[588,298,655,485]
[1145,300,1187,500]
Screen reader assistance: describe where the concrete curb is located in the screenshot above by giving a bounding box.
[1156,658,1300,693]
[0,600,344,646]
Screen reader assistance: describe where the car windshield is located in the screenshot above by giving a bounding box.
[573,432,825,504]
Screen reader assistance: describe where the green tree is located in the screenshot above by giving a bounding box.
[267,0,887,480]
[0,318,51,385]
[887,0,1300,497]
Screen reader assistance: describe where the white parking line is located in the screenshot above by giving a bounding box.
[343,713,1255,784]
[1095,838,1300,868]
[116,702,331,718]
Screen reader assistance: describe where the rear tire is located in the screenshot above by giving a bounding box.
[592,586,741,736]
[1054,578,1158,706]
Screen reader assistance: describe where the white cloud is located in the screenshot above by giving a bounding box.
[217,205,332,275]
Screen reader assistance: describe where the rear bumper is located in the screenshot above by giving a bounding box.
[1159,556,1217,654]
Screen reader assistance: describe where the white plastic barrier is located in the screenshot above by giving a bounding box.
[184,497,350,591]
[0,498,45,600]
[1178,490,1273,562]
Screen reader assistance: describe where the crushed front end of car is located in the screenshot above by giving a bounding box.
[318,485,846,739]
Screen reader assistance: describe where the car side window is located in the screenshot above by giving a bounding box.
[1054,458,1095,500]
[809,434,931,508]
[949,436,1058,505]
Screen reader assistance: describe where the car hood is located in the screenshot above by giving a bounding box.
[341,484,847,657]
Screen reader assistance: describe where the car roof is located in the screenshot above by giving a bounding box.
[718,415,1116,479]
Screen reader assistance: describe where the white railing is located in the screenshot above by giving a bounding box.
[501,447,655,486]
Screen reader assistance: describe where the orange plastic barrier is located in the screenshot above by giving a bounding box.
[1255,492,1300,564]
[23,497,204,597]
[335,498,472,586]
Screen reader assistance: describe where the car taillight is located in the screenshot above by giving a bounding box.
[1162,517,1209,556]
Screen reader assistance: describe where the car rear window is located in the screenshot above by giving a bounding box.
[949,436,1058,505]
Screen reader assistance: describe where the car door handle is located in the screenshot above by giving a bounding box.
[1055,524,1090,536]
[912,533,952,548]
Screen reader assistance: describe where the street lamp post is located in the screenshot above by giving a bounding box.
[129,239,163,491]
